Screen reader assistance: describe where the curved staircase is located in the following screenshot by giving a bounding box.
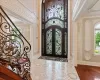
[0,6,32,80]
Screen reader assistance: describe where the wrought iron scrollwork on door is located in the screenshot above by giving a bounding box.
[42,0,68,58]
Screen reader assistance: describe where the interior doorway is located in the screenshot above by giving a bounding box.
[41,0,68,58]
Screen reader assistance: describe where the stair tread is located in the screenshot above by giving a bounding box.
[0,65,22,80]
[0,72,15,80]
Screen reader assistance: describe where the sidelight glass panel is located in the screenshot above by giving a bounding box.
[46,29,52,54]
[55,29,62,55]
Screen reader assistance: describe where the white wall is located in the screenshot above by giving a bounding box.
[72,0,100,67]
[77,16,100,66]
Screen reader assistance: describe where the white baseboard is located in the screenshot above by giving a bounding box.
[78,60,100,67]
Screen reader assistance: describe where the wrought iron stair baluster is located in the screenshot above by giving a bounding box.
[0,6,31,80]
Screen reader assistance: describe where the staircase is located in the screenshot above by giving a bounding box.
[0,6,31,80]
[0,65,22,80]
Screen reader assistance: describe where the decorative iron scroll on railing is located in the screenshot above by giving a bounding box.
[0,6,31,80]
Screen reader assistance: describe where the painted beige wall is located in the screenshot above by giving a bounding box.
[69,0,78,66]
[15,24,31,42]
[37,0,41,54]
[72,0,100,66]
[15,23,39,60]
[77,16,100,66]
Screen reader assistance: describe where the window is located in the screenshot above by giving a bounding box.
[94,23,100,55]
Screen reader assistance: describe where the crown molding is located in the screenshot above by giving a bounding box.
[72,0,99,21]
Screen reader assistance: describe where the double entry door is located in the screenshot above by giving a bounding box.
[43,26,67,58]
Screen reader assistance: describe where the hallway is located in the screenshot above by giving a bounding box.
[30,55,80,80]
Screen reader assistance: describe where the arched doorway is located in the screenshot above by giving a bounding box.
[42,0,68,58]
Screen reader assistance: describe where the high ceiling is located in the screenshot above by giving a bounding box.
[86,0,100,17]
[72,0,100,20]
[90,0,100,11]
[18,0,35,13]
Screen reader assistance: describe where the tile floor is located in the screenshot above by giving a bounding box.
[30,54,80,80]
